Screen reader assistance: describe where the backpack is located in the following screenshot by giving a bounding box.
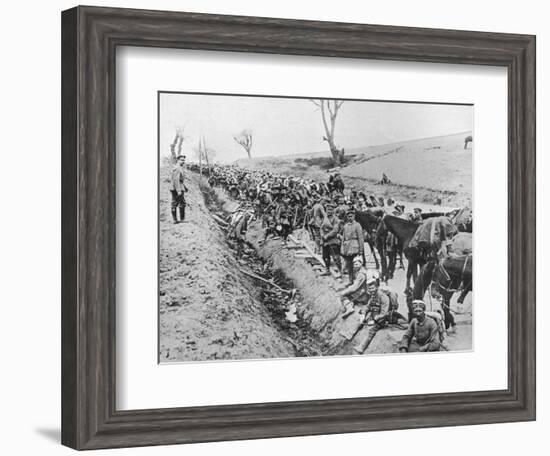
[378,284,399,311]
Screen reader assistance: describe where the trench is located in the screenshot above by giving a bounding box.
[183,173,473,360]
[196,178,421,357]
[199,179,330,358]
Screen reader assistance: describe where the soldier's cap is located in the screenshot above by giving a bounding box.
[366,269,380,284]
[326,203,336,209]
[176,154,186,159]
[412,300,426,310]
[346,209,355,215]
[352,256,363,266]
[414,207,422,212]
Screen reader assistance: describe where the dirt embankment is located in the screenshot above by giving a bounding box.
[159,169,297,362]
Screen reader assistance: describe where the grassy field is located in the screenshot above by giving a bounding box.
[236,131,473,208]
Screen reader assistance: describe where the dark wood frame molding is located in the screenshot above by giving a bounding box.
[61,6,536,450]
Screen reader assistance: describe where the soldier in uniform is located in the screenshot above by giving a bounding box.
[411,207,423,223]
[275,198,293,244]
[339,257,370,316]
[320,204,343,278]
[333,173,345,193]
[340,210,365,285]
[311,195,326,253]
[170,154,187,223]
[398,300,441,352]
[353,273,394,354]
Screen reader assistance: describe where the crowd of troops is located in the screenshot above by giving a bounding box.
[185,162,472,354]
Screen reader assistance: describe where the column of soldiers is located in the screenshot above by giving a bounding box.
[190,163,445,353]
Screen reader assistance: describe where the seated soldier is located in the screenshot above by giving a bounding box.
[398,300,441,353]
[339,257,369,316]
[353,273,394,354]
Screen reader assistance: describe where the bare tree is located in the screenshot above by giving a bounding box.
[169,133,179,163]
[193,140,217,164]
[169,126,186,163]
[233,129,253,159]
[310,99,345,166]
[194,136,217,176]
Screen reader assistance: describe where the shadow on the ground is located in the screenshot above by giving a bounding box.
[34,427,60,443]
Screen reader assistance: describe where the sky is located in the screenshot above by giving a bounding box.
[159,92,473,163]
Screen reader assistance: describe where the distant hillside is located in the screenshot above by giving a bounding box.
[235,131,473,208]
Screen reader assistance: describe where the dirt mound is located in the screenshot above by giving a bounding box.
[159,170,295,362]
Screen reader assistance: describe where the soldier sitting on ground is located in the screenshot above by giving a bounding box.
[353,273,395,354]
[398,300,442,353]
[339,259,372,317]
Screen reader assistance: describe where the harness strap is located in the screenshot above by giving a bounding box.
[460,255,471,285]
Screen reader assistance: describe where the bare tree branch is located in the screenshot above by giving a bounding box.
[309,98,345,165]
[233,129,253,158]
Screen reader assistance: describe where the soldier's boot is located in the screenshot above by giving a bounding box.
[353,331,374,354]
[171,209,178,224]
[179,206,185,222]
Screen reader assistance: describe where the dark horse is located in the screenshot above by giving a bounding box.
[354,209,385,270]
[377,215,424,289]
[410,256,472,329]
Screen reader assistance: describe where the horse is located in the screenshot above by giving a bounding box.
[410,256,472,329]
[450,207,472,233]
[354,209,385,270]
[374,216,403,281]
[378,215,424,289]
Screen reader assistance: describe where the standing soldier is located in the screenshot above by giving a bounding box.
[275,198,293,245]
[411,207,423,223]
[335,195,348,220]
[312,195,326,253]
[340,210,364,285]
[170,154,187,224]
[320,204,343,278]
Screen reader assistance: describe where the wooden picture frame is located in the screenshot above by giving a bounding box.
[61,5,536,450]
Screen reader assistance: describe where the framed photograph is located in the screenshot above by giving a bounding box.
[61,5,536,450]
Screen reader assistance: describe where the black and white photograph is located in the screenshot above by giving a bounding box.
[158,92,473,363]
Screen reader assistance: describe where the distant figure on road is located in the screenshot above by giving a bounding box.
[170,154,187,224]
[332,173,345,194]
[380,173,391,185]
[464,135,473,149]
